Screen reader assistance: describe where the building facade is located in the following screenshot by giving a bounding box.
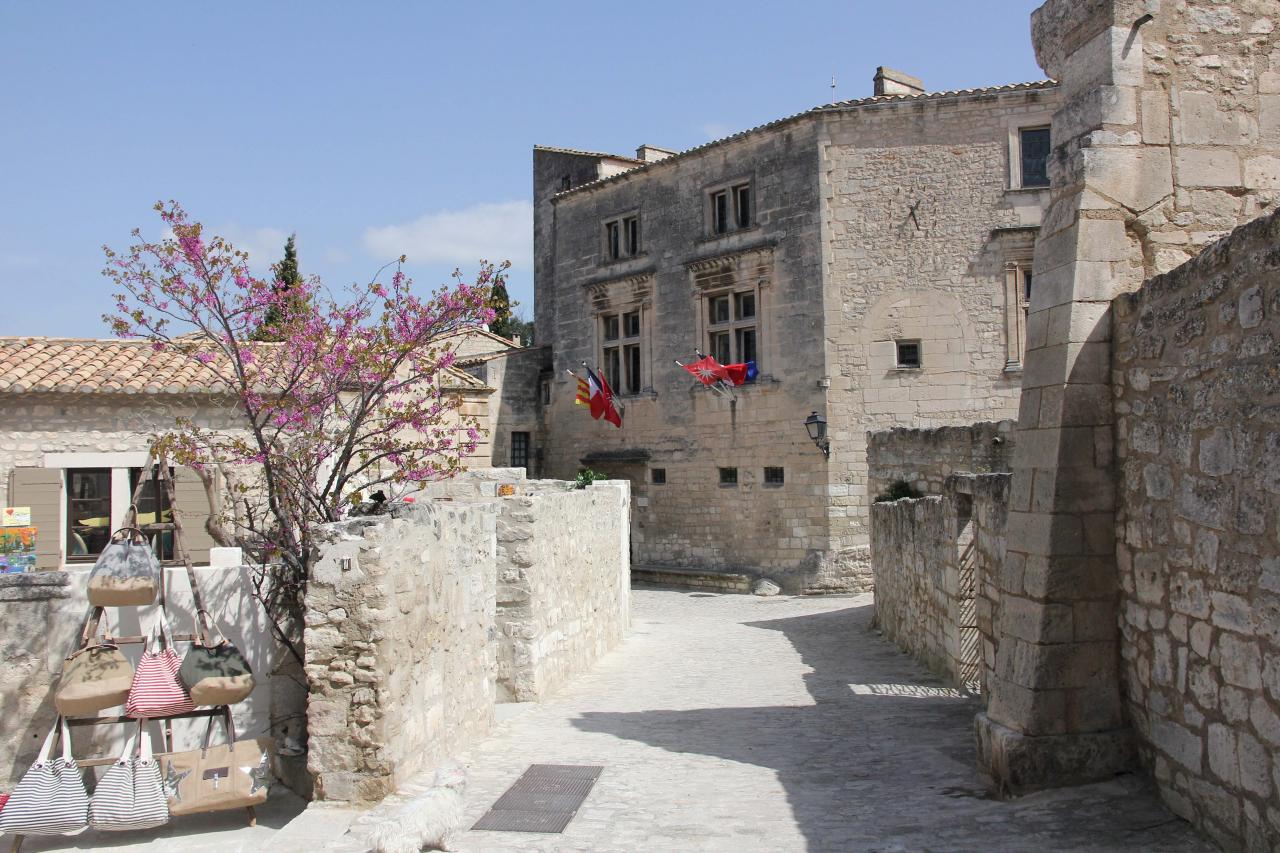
[534,69,1061,590]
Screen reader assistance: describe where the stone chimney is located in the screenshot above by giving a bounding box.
[635,144,677,163]
[873,67,926,97]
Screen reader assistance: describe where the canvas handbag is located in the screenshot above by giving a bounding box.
[127,611,195,718]
[178,610,255,705]
[55,635,134,716]
[158,710,272,816]
[89,724,169,831]
[87,523,162,607]
[0,717,89,836]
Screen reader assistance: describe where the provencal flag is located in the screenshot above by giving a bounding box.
[574,374,591,406]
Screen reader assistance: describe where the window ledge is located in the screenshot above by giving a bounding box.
[893,366,923,372]
[599,251,649,268]
[1005,185,1050,196]
[697,224,761,245]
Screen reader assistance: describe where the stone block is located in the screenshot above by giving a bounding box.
[974,711,1135,796]
[1176,91,1254,146]
[1176,149,1241,188]
[1141,91,1171,144]
[1084,146,1173,212]
[1245,156,1280,190]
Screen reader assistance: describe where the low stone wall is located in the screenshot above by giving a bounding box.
[0,565,298,790]
[305,473,631,805]
[867,421,1016,499]
[495,481,630,702]
[870,473,1011,692]
[305,503,497,804]
[1112,208,1280,847]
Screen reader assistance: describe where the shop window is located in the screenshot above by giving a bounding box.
[66,468,111,560]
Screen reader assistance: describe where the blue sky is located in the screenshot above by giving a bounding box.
[0,1,1045,338]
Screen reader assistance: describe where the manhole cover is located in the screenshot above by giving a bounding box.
[472,764,603,833]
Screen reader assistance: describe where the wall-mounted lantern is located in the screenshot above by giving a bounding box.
[804,411,830,458]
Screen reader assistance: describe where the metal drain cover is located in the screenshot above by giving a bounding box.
[472,764,603,833]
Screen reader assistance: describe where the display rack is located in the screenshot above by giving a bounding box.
[9,452,255,853]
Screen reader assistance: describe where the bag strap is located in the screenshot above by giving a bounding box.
[58,716,74,765]
[138,723,153,763]
[35,717,60,765]
[157,609,176,651]
[202,707,238,754]
[117,726,138,764]
[122,502,140,531]
[111,525,147,545]
[195,609,227,647]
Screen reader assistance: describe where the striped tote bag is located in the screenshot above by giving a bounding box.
[89,725,169,831]
[0,717,89,836]
[126,611,195,718]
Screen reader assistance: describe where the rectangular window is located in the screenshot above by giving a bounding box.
[129,466,174,562]
[736,327,757,365]
[605,220,621,260]
[734,292,755,320]
[511,431,530,470]
[764,466,785,486]
[603,315,620,342]
[896,340,922,369]
[66,468,111,560]
[624,216,639,256]
[625,344,641,395]
[733,184,751,228]
[623,310,640,338]
[710,295,731,325]
[1020,127,1050,188]
[711,191,729,234]
[1023,269,1034,304]
[541,379,551,405]
[709,330,731,365]
[651,467,667,485]
[718,467,738,486]
[705,290,759,375]
[605,347,622,390]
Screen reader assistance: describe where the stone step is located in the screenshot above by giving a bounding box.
[631,565,753,593]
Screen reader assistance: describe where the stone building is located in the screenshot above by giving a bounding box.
[534,69,1061,589]
[0,336,499,569]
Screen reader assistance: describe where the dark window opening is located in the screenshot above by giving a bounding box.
[67,468,111,560]
[1020,127,1051,188]
[624,344,641,394]
[605,347,621,390]
[603,315,620,342]
[736,328,757,367]
[735,292,755,320]
[560,175,573,192]
[651,468,667,485]
[896,340,922,369]
[719,467,738,486]
[734,184,751,228]
[764,467,785,486]
[606,221,621,260]
[129,466,175,561]
[710,295,731,325]
[624,216,639,255]
[1023,269,1034,303]
[511,432,530,470]
[623,311,640,338]
[710,331,732,365]
[712,191,729,234]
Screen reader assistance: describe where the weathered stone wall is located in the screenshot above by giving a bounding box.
[1113,208,1280,849]
[306,503,497,804]
[867,420,1017,499]
[0,565,297,789]
[970,474,1013,700]
[465,347,549,474]
[495,481,630,701]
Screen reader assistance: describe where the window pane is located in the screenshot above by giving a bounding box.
[896,340,922,368]
[710,332,731,365]
[625,217,639,255]
[603,315,620,341]
[712,191,728,234]
[606,221,620,259]
[719,467,738,485]
[605,347,621,389]
[67,468,111,559]
[651,468,667,485]
[623,311,640,338]
[734,291,755,320]
[1020,127,1050,188]
[129,466,174,561]
[1023,270,1034,303]
[710,296,730,325]
[764,466,785,485]
[511,432,530,469]
[734,184,751,228]
[736,327,757,366]
[625,344,641,394]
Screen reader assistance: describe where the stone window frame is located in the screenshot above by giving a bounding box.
[650,467,667,485]
[895,339,922,370]
[718,467,738,487]
[1002,258,1035,373]
[704,176,755,237]
[601,209,642,263]
[1005,112,1055,191]
[510,431,530,470]
[687,246,773,376]
[587,274,655,398]
[763,466,785,487]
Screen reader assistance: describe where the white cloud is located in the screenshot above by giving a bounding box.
[701,122,734,141]
[361,200,533,269]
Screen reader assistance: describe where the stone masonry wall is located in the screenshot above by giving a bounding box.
[306,503,498,804]
[495,481,630,702]
[867,421,1017,500]
[1113,208,1280,849]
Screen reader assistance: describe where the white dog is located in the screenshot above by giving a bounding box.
[367,765,467,853]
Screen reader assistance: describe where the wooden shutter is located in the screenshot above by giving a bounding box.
[172,467,214,565]
[8,467,63,570]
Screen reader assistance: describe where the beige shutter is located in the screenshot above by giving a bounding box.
[9,467,63,570]
[172,466,215,565]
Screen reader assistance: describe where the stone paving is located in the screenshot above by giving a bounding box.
[335,589,1211,852]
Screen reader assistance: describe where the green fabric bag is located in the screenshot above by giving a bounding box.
[178,611,254,705]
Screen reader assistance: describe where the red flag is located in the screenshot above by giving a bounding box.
[682,356,730,386]
[587,366,623,428]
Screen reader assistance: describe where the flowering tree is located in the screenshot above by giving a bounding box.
[103,202,499,653]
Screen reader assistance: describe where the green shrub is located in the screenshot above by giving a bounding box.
[875,480,921,503]
[574,468,609,489]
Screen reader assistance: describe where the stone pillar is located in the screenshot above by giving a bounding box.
[975,0,1161,792]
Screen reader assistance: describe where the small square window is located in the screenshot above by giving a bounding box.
[896,340,922,369]
[651,467,667,485]
[764,467,784,486]
[1020,127,1050,189]
[719,467,738,486]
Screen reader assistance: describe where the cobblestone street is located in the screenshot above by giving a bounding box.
[443,588,1207,852]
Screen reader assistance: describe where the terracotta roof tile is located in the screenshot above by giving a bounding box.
[0,337,229,395]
